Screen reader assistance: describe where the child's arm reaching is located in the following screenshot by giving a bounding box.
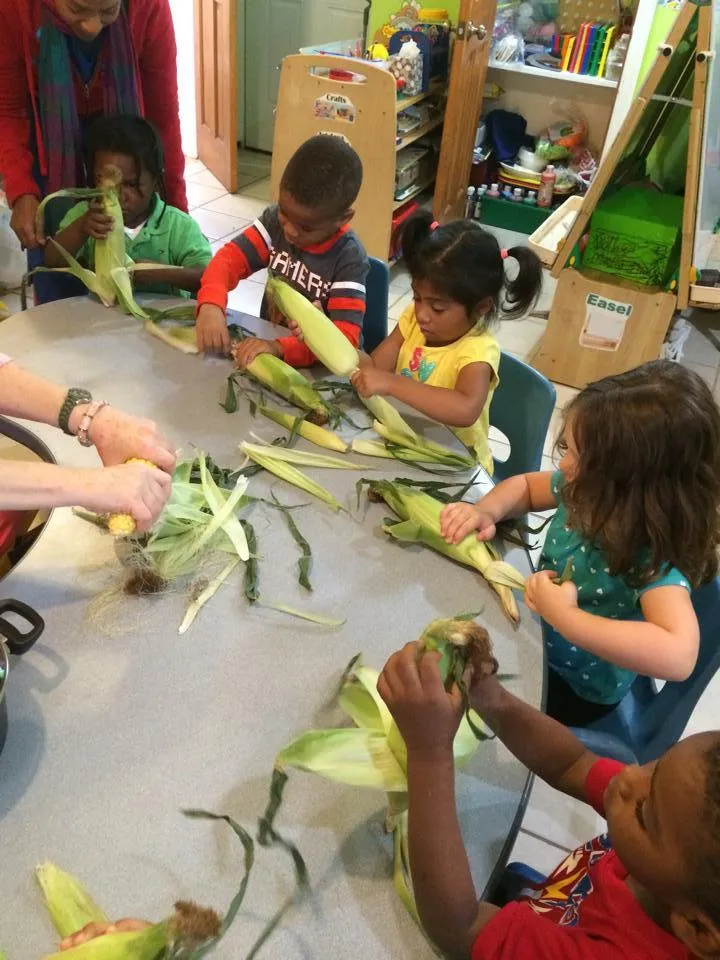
[378,644,600,959]
[525,574,699,682]
[441,471,556,544]
[353,360,492,428]
[133,265,206,295]
[45,200,113,267]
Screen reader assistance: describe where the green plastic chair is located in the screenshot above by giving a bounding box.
[490,352,556,481]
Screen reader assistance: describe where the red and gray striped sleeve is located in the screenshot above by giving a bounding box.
[326,242,369,329]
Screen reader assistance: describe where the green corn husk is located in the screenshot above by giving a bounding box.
[240,443,345,512]
[38,809,259,960]
[265,276,418,439]
[244,354,329,424]
[242,441,366,471]
[36,862,109,938]
[35,168,185,323]
[258,403,348,453]
[260,617,497,922]
[364,479,525,623]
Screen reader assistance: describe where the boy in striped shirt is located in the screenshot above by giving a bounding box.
[196,135,368,365]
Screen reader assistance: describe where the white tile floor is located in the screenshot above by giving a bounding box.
[3,155,719,873]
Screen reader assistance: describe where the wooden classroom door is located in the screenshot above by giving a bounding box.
[434,0,497,222]
[195,0,238,192]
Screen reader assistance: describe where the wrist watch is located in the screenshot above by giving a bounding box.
[58,388,92,436]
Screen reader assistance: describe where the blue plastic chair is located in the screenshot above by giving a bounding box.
[491,861,547,907]
[363,256,390,353]
[569,576,720,764]
[490,352,557,481]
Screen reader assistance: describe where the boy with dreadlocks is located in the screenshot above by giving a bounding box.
[379,639,720,959]
[196,134,368,360]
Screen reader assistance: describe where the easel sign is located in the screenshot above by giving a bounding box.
[534,0,713,387]
[579,292,634,351]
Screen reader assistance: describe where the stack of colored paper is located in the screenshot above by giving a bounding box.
[553,22,617,77]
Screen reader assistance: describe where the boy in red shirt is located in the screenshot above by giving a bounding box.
[196,134,368,362]
[379,642,720,960]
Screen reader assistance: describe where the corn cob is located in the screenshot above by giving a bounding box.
[265,276,418,439]
[257,403,348,452]
[108,458,156,537]
[366,479,524,622]
[245,354,329,424]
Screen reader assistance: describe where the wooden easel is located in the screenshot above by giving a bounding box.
[533,1,713,387]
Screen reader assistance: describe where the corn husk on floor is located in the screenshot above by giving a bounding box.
[363,479,525,623]
[261,617,498,924]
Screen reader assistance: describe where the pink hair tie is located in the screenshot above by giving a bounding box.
[430,220,440,231]
[500,248,509,260]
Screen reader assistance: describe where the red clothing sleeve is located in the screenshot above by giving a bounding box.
[197,230,271,312]
[278,320,361,368]
[132,0,187,212]
[0,2,41,205]
[584,759,625,816]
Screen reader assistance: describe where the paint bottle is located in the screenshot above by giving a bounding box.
[474,185,487,220]
[524,190,537,206]
[512,188,524,202]
[465,186,476,219]
[537,165,556,208]
[502,186,514,201]
[487,183,501,199]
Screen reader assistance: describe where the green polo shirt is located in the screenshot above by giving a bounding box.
[59,194,212,298]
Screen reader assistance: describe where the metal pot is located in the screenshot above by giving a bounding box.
[0,599,45,755]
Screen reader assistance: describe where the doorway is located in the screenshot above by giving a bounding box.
[241,0,368,153]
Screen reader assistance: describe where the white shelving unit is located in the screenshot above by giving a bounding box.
[488,59,618,89]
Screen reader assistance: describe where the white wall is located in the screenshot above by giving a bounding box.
[169,0,198,158]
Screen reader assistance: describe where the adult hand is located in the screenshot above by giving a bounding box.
[82,198,115,240]
[524,569,578,625]
[232,337,283,368]
[76,406,177,475]
[60,918,151,950]
[76,461,172,532]
[10,194,43,250]
[196,304,231,355]
[378,641,463,757]
[440,501,496,545]
[351,367,394,399]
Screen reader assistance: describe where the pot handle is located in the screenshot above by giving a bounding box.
[0,599,45,654]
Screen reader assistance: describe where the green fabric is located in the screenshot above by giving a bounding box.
[541,471,691,705]
[59,195,212,298]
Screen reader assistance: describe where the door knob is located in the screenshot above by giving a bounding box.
[456,19,487,42]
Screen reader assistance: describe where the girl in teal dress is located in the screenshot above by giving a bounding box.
[440,360,720,726]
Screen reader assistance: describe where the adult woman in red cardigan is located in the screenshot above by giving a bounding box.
[0,0,188,303]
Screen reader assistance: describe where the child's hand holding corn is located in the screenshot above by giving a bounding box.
[196,303,231,355]
[60,918,151,950]
[524,570,578,626]
[233,337,283,368]
[440,501,497,544]
[81,198,115,240]
[351,366,394,399]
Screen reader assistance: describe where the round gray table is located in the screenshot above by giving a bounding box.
[0,298,543,960]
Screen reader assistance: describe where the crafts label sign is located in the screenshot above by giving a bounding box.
[579,293,634,351]
[313,93,356,123]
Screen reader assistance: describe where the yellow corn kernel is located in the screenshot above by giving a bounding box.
[108,458,156,537]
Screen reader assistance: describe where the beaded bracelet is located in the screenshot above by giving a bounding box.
[76,400,108,448]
